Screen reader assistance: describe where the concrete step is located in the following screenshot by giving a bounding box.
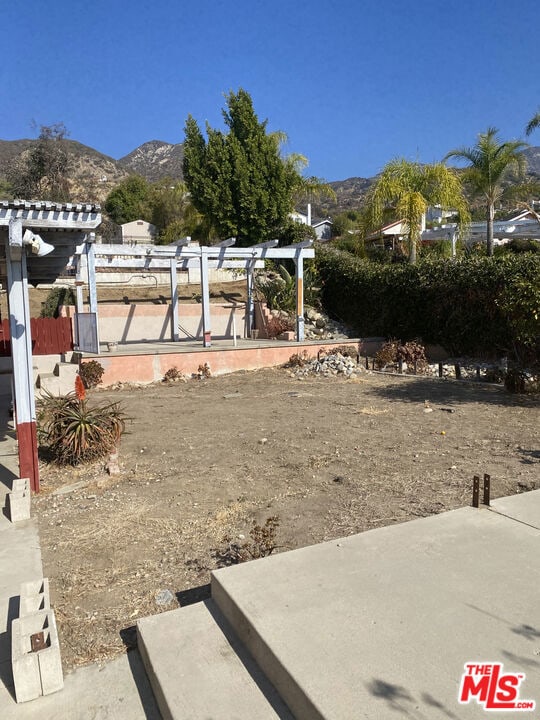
[53,362,78,382]
[137,599,293,720]
[36,363,78,397]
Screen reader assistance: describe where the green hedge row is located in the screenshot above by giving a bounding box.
[316,246,540,357]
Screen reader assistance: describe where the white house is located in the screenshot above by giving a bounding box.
[290,204,333,240]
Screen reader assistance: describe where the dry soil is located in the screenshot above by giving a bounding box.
[34,367,539,670]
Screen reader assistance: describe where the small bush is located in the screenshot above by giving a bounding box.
[396,340,428,372]
[375,339,400,369]
[214,516,281,567]
[163,366,185,383]
[266,314,294,339]
[332,345,358,358]
[196,363,211,379]
[37,380,128,466]
[40,286,76,318]
[79,360,105,389]
[284,350,312,368]
[375,339,427,372]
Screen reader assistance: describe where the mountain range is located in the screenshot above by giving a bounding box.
[0,138,539,214]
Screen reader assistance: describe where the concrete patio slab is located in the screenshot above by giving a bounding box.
[212,496,540,719]
[491,490,540,529]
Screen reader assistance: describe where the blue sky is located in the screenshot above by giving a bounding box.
[1,0,539,181]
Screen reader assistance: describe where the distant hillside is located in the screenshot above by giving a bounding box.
[118,140,185,182]
[0,135,538,211]
[524,146,540,176]
[318,176,374,216]
[0,138,129,203]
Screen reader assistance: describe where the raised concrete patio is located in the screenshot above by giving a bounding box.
[80,337,370,386]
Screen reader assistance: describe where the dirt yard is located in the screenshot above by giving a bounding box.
[16,281,248,318]
[33,368,539,671]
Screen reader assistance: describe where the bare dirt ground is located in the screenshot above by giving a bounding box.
[34,368,539,671]
[0,281,248,319]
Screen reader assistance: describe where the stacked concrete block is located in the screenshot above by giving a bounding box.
[7,477,31,522]
[19,579,50,616]
[11,578,63,703]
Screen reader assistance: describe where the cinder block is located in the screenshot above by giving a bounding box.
[12,477,30,493]
[7,488,31,522]
[20,578,50,617]
[12,609,63,703]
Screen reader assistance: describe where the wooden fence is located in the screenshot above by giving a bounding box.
[0,317,73,356]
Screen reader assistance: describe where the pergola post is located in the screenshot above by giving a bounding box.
[75,254,84,314]
[245,260,256,337]
[170,258,179,342]
[6,218,40,492]
[200,249,211,347]
[86,235,99,341]
[295,252,305,342]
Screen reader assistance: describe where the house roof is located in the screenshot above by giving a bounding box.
[366,219,407,240]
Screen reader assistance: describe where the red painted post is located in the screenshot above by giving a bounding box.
[7,218,40,492]
[16,421,39,493]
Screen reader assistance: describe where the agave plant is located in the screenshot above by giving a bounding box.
[37,378,128,466]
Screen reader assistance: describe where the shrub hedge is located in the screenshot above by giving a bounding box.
[316,246,540,358]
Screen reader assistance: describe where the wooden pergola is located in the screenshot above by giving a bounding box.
[0,200,102,493]
[73,237,315,350]
[0,200,315,492]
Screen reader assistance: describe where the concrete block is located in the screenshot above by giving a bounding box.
[7,487,31,523]
[20,578,50,617]
[54,362,78,382]
[12,609,63,703]
[12,477,30,493]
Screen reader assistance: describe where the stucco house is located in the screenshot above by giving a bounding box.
[120,219,157,245]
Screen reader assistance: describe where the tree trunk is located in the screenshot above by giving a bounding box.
[486,203,494,257]
[408,234,417,264]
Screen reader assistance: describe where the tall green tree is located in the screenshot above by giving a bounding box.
[526,111,540,136]
[183,89,300,246]
[363,159,469,264]
[444,128,528,256]
[8,122,71,201]
[104,175,151,225]
[148,179,201,244]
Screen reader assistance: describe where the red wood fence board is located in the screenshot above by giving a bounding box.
[0,317,73,356]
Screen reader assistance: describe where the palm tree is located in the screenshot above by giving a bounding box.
[363,159,470,264]
[526,111,540,136]
[444,128,528,256]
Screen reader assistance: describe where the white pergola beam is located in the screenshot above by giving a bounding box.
[82,244,314,260]
[0,205,101,231]
[85,258,265,270]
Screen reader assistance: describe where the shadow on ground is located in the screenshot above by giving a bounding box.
[364,376,539,408]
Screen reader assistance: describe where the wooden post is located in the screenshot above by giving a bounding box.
[295,252,304,342]
[200,250,211,347]
[7,218,40,492]
[170,258,179,342]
